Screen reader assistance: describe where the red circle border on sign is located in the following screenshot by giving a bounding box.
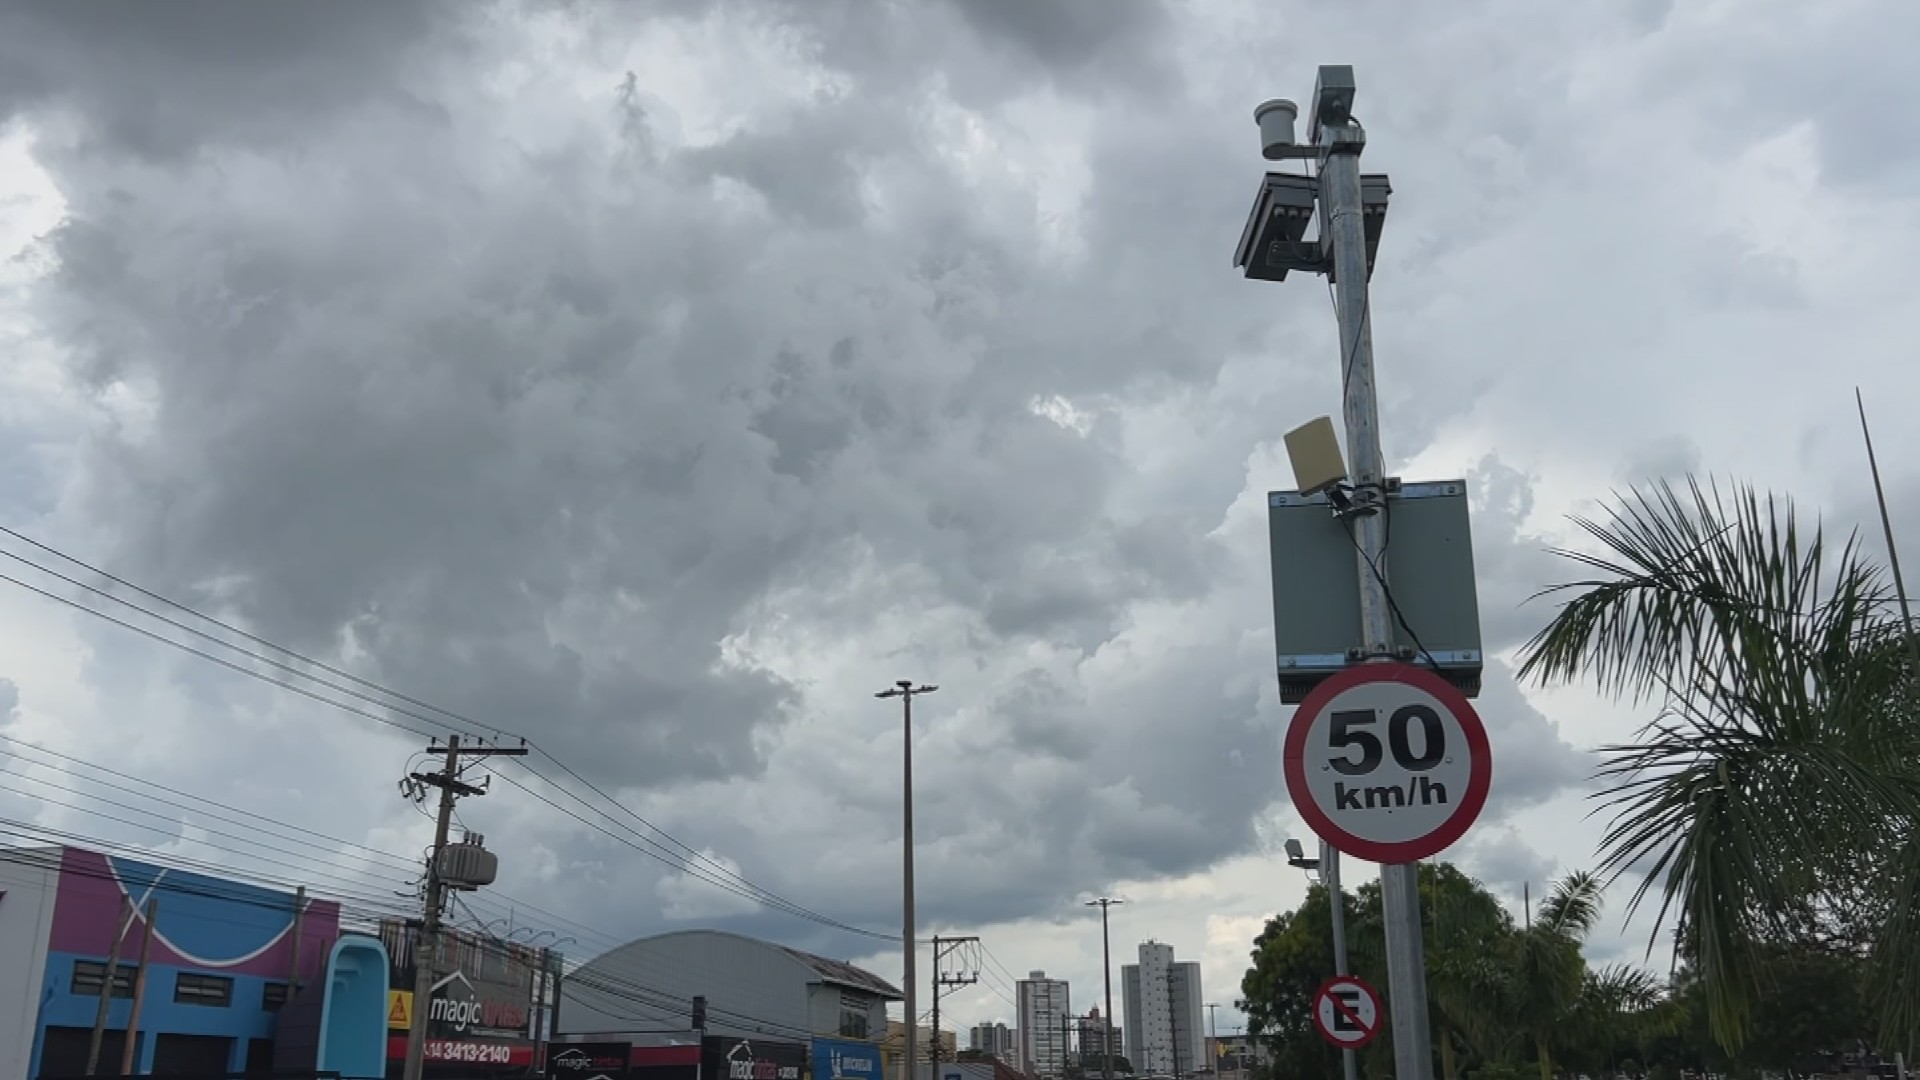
[1311,975,1384,1049]
[1283,662,1492,864]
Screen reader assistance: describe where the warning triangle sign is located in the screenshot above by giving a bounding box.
[388,990,411,1027]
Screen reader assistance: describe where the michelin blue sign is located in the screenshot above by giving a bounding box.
[813,1039,883,1080]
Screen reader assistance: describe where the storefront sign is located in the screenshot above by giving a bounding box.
[702,1037,806,1080]
[380,920,542,1067]
[383,1035,538,1066]
[813,1038,883,1080]
[549,1042,633,1080]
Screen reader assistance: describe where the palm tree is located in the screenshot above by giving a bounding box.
[1571,965,1673,1077]
[1517,478,1920,1052]
[1506,871,1605,1080]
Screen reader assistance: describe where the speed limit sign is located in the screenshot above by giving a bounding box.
[1283,662,1491,863]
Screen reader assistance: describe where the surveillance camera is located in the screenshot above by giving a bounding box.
[1254,99,1299,160]
[1283,838,1306,862]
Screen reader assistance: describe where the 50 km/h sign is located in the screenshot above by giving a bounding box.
[1312,976,1384,1049]
[1284,663,1491,864]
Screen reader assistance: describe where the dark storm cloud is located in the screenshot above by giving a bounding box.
[0,1,460,157]
[0,0,1687,963]
[8,0,1267,806]
[645,0,1180,106]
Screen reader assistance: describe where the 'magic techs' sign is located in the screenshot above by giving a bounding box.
[702,1038,806,1080]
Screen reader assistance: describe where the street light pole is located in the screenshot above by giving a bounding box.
[878,680,938,1080]
[1320,841,1358,1080]
[1318,95,1436,1080]
[1085,898,1124,1080]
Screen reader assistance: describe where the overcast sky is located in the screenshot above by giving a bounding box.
[3,0,1919,1041]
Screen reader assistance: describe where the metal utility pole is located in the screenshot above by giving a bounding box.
[1238,67,1435,1080]
[1060,1013,1073,1079]
[877,679,938,1080]
[931,935,979,1068]
[1085,899,1123,1080]
[400,735,528,1080]
[1321,841,1358,1080]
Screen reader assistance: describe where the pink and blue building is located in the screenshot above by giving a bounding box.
[0,844,389,1077]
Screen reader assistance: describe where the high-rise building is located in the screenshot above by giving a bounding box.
[971,1021,1016,1061]
[1076,1006,1122,1065]
[1121,942,1204,1076]
[1016,970,1071,1078]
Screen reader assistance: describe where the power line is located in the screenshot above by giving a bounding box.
[0,733,424,874]
[0,735,624,952]
[0,764,422,904]
[0,527,898,941]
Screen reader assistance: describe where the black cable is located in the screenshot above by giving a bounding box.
[1337,505,1443,672]
[489,759,903,942]
[0,529,899,940]
[0,788,425,918]
[0,568,440,741]
[0,735,631,954]
[0,736,423,874]
[0,820,881,1045]
[0,822,415,923]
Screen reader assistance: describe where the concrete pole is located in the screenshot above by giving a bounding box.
[1320,109,1435,1080]
[404,736,462,1080]
[118,899,157,1076]
[878,681,936,1080]
[85,894,137,1077]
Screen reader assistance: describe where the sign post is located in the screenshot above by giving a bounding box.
[1283,663,1490,864]
[1311,976,1383,1051]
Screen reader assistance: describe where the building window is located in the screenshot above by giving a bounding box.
[839,1007,870,1039]
[262,982,290,1011]
[71,960,135,998]
[174,972,234,1007]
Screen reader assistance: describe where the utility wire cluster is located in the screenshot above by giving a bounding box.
[0,526,1040,1040]
[0,524,901,942]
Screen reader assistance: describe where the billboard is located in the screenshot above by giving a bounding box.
[380,920,545,1068]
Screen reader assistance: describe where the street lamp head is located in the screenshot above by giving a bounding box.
[1254,99,1299,160]
[1283,838,1320,870]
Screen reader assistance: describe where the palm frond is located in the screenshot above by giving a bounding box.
[1538,870,1604,938]
[1517,478,1894,705]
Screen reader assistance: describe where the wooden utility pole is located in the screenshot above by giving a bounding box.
[85,895,137,1076]
[400,735,528,1080]
[119,899,158,1075]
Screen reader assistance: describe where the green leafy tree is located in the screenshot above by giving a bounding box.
[1516,478,1920,1052]
[1240,882,1370,1080]
[1242,863,1519,1080]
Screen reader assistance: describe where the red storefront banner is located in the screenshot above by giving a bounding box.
[386,1035,537,1066]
